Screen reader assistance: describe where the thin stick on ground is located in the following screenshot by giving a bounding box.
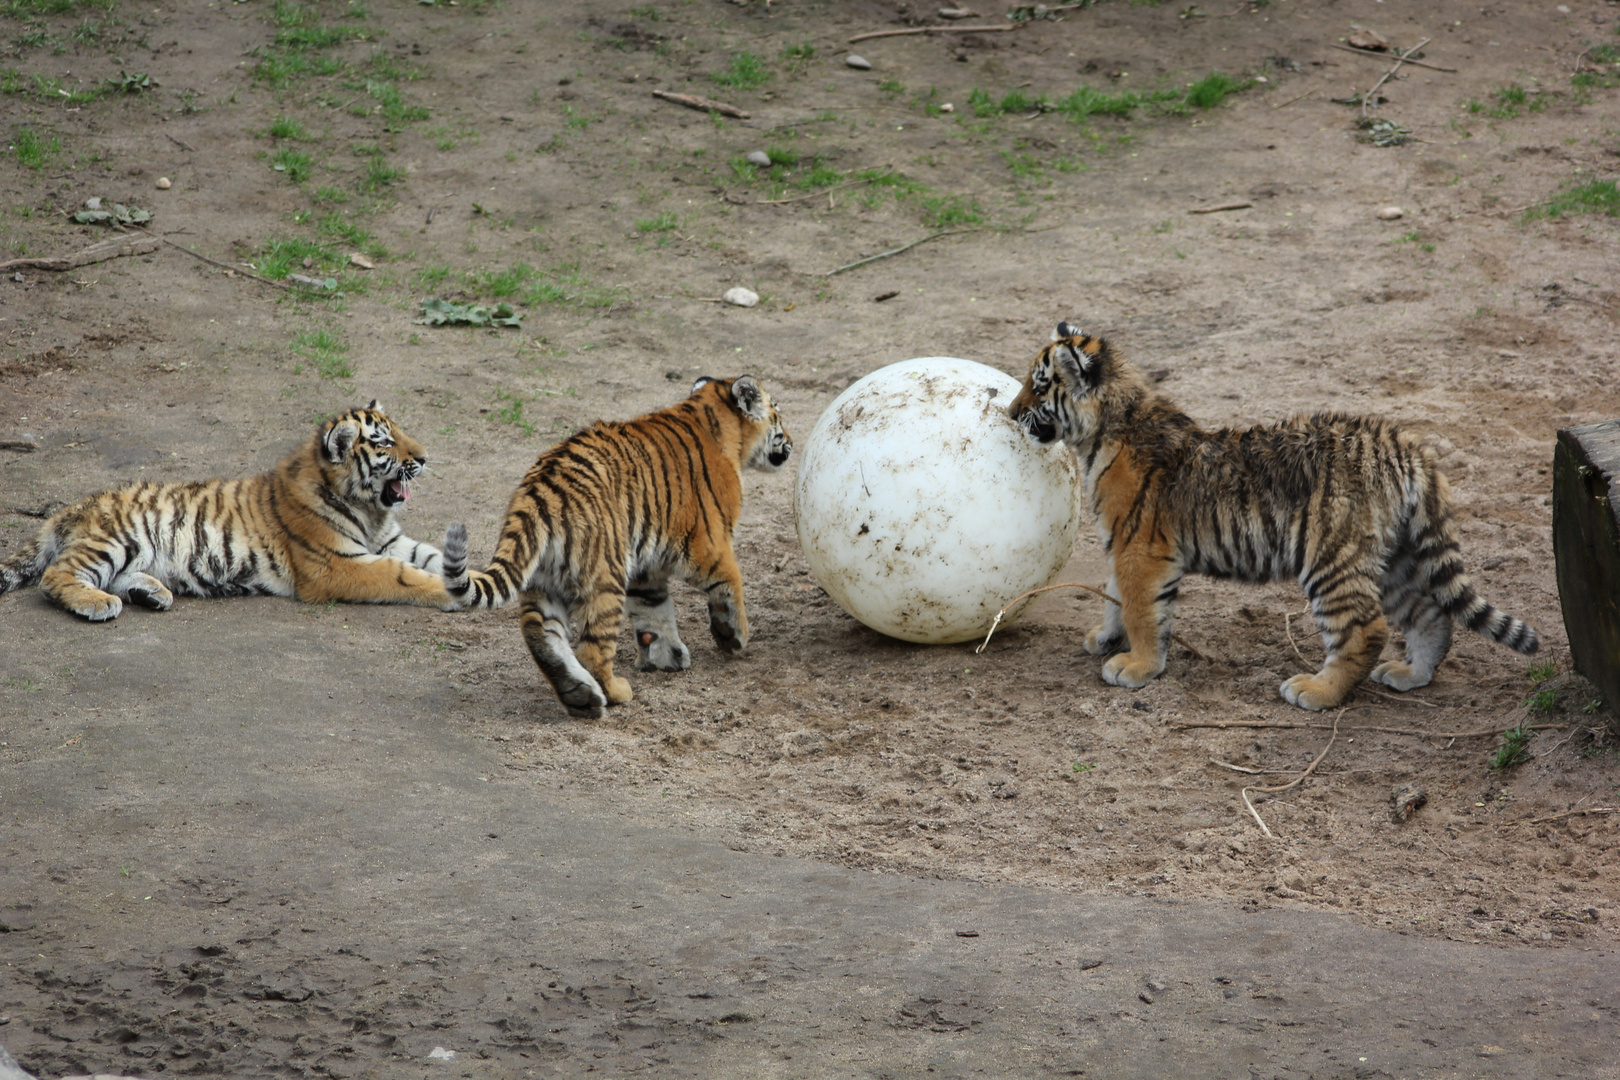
[1284,608,1310,665]
[652,89,750,119]
[0,234,158,273]
[759,167,893,205]
[1497,806,1620,828]
[1175,719,1566,738]
[1188,202,1253,214]
[1362,37,1430,120]
[1241,711,1342,837]
[848,25,1019,43]
[1271,88,1319,110]
[159,237,305,291]
[823,228,980,276]
[973,580,1212,662]
[1329,42,1457,72]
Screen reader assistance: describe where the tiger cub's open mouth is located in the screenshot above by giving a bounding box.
[381,479,411,507]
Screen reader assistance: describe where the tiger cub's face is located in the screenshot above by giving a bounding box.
[320,401,428,510]
[1008,321,1109,448]
[695,375,793,471]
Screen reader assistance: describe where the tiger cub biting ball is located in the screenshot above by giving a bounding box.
[0,401,461,620]
[1007,323,1538,711]
[442,375,792,719]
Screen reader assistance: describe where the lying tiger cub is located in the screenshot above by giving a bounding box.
[1007,323,1539,711]
[0,401,460,620]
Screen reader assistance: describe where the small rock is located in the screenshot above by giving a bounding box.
[1376,206,1405,220]
[156,176,171,190]
[1347,26,1389,50]
[1390,781,1428,823]
[745,150,771,167]
[1145,976,1169,993]
[940,103,954,112]
[1077,957,1103,970]
[428,1047,457,1061]
[85,196,102,210]
[939,7,978,18]
[722,286,759,308]
[348,252,374,269]
[845,54,871,70]
[1138,990,1155,1005]
[8,272,21,283]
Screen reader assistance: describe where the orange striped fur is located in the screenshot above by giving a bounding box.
[1008,324,1538,711]
[442,376,791,719]
[0,402,458,620]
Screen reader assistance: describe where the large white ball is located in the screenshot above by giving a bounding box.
[793,357,1083,644]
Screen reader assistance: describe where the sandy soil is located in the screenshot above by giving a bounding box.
[3,0,1620,1074]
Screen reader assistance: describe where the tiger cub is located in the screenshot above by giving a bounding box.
[1007,323,1539,711]
[441,375,792,719]
[0,401,461,620]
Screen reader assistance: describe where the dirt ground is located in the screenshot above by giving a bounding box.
[3,0,1620,1075]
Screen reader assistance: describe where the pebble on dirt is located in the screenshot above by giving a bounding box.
[723,286,759,307]
[1377,206,1405,220]
[156,176,171,189]
[845,54,871,70]
[746,150,771,166]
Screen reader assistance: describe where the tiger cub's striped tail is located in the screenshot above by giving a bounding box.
[440,522,529,611]
[0,538,51,595]
[1410,485,1539,654]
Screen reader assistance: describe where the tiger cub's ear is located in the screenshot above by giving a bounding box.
[730,375,767,421]
[1050,336,1097,392]
[323,417,361,464]
[690,376,717,395]
[1053,320,1083,341]
[365,398,384,413]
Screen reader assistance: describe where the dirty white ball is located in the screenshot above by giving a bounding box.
[794,357,1082,644]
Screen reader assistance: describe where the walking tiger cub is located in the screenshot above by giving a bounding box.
[441,375,792,719]
[1007,323,1539,711]
[0,402,460,620]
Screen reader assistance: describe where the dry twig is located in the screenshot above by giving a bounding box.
[973,580,1212,662]
[1328,42,1456,73]
[1361,37,1429,119]
[848,25,1019,43]
[1271,88,1319,110]
[1175,719,1566,739]
[159,237,303,291]
[1189,202,1253,214]
[1241,711,1341,837]
[0,234,158,273]
[652,89,750,119]
[823,228,979,276]
[1497,806,1620,828]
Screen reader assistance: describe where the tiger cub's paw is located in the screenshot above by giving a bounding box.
[1101,652,1163,689]
[1370,660,1431,692]
[604,675,633,705]
[635,631,692,672]
[552,671,607,719]
[1279,673,1345,712]
[75,594,124,622]
[124,573,174,611]
[708,602,748,654]
[1084,624,1125,656]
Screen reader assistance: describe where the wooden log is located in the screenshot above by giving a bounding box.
[1553,419,1620,710]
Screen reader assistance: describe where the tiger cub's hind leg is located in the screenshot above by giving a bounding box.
[519,593,608,719]
[691,551,749,655]
[1084,572,1128,656]
[1371,564,1453,692]
[1281,579,1389,711]
[569,586,634,707]
[626,579,691,672]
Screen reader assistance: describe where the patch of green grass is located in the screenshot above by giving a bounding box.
[1528,178,1620,221]
[312,185,349,204]
[257,235,340,279]
[636,211,678,233]
[878,78,905,98]
[522,262,622,309]
[1573,43,1620,89]
[355,146,403,193]
[1,0,112,16]
[16,26,60,50]
[316,212,385,258]
[270,146,313,182]
[780,41,814,69]
[254,48,344,88]
[1527,659,1557,685]
[1184,70,1251,109]
[1000,150,1044,179]
[920,194,983,228]
[469,263,536,297]
[1492,723,1534,770]
[9,126,59,169]
[1470,82,1547,119]
[290,328,354,379]
[268,115,308,140]
[713,50,769,91]
[414,263,452,289]
[491,390,533,436]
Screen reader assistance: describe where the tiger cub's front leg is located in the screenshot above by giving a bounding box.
[1099,551,1181,689]
[625,577,692,672]
[375,530,447,575]
[519,592,609,719]
[1084,571,1128,656]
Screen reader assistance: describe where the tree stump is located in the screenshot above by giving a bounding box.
[1553,419,1620,711]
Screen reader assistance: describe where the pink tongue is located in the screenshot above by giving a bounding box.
[390,480,410,501]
